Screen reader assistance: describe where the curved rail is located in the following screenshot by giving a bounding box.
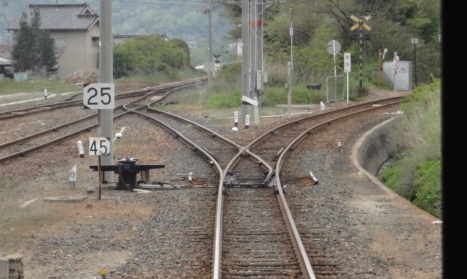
[0,77,207,120]
[211,98,403,279]
[0,78,207,163]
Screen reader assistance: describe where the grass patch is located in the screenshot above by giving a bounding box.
[377,79,441,218]
[0,78,81,96]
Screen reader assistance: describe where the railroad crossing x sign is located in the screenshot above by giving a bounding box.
[350,15,371,31]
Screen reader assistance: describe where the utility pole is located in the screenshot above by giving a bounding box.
[206,0,213,84]
[100,0,114,182]
[350,14,371,93]
[411,37,418,87]
[250,0,257,104]
[218,0,287,124]
[256,0,265,105]
[288,7,293,118]
[241,0,250,123]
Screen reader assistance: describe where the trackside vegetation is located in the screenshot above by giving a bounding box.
[377,78,441,218]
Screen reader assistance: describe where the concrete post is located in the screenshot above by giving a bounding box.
[100,0,114,182]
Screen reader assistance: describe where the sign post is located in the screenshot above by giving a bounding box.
[350,14,371,90]
[69,164,77,189]
[89,137,111,200]
[344,53,351,103]
[393,52,399,92]
[83,83,115,110]
[84,83,114,200]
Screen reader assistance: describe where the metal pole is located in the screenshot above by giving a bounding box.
[346,72,349,103]
[333,40,337,101]
[100,0,113,182]
[241,0,250,124]
[250,0,257,100]
[358,17,363,88]
[413,43,417,86]
[288,7,293,118]
[378,48,381,88]
[208,0,213,84]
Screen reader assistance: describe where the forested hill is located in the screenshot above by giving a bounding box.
[1,0,234,51]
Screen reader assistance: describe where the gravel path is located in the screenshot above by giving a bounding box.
[0,87,441,278]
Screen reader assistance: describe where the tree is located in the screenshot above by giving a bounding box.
[113,35,189,78]
[11,8,58,72]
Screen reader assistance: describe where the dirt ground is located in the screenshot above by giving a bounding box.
[0,87,441,278]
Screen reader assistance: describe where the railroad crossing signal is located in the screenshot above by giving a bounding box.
[350,15,371,31]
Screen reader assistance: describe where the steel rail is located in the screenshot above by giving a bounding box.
[144,107,272,176]
[211,98,403,279]
[0,77,207,120]
[272,100,402,278]
[0,79,207,163]
[246,96,404,151]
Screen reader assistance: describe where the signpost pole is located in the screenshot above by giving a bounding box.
[98,155,102,200]
[344,53,351,103]
[100,0,114,182]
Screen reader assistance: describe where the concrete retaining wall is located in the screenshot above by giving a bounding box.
[351,115,440,221]
[354,116,402,176]
[0,254,23,279]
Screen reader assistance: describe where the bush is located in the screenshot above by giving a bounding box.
[413,158,441,217]
[377,79,441,218]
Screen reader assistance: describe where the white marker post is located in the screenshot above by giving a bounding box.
[344,53,351,103]
[44,89,48,100]
[77,140,84,158]
[69,164,77,189]
[254,97,259,126]
[241,96,258,128]
[232,111,239,131]
[393,52,399,92]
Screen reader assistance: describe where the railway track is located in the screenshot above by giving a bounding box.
[222,188,302,278]
[119,94,403,278]
[0,79,195,120]
[1,82,406,278]
[0,78,207,163]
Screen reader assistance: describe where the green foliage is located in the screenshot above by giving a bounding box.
[262,84,326,106]
[378,160,405,193]
[113,35,189,79]
[202,81,241,109]
[294,47,334,85]
[412,159,441,217]
[377,80,441,218]
[11,8,58,72]
[216,62,241,84]
[0,79,79,96]
[262,86,287,106]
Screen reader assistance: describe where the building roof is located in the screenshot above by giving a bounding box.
[0,56,12,66]
[6,3,99,31]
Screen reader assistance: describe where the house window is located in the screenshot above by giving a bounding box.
[54,38,65,53]
[92,37,99,47]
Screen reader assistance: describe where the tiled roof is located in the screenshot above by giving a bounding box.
[0,56,12,66]
[6,3,99,31]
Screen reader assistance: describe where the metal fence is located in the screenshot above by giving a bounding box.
[326,75,345,103]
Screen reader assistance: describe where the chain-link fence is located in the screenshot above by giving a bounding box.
[326,75,345,102]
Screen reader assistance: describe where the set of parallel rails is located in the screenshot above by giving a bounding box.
[0,78,207,163]
[128,96,402,279]
[1,80,403,278]
[245,98,403,278]
[127,103,305,278]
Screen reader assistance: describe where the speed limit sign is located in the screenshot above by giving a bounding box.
[83,83,115,109]
[89,137,111,156]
